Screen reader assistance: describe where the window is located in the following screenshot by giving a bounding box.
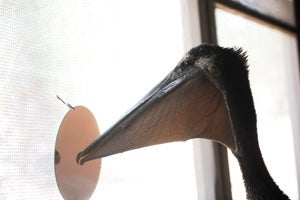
[211,1,300,199]
[198,0,299,199]
[216,8,300,199]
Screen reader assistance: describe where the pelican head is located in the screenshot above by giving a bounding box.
[77,44,289,199]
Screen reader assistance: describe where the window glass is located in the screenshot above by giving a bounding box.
[216,8,299,200]
[217,0,295,26]
[0,1,199,199]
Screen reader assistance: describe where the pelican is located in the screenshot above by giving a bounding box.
[77,44,289,199]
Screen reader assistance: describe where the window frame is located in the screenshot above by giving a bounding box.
[195,0,300,199]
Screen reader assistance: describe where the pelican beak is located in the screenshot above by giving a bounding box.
[77,47,235,165]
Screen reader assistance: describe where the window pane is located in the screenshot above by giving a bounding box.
[217,0,296,27]
[216,8,299,200]
[0,1,198,199]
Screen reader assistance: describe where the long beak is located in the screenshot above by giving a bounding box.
[77,53,235,165]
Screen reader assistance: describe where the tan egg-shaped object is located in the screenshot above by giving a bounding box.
[55,106,101,200]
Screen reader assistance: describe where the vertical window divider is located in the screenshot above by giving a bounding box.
[200,0,233,197]
[293,0,300,196]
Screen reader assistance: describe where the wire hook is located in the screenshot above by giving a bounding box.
[56,95,75,111]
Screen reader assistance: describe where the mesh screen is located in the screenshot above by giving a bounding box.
[0,1,200,199]
[0,2,71,199]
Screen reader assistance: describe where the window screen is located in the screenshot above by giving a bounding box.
[0,1,199,199]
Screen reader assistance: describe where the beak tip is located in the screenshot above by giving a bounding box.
[76,151,86,165]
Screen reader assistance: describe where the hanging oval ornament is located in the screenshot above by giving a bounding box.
[55,105,101,200]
